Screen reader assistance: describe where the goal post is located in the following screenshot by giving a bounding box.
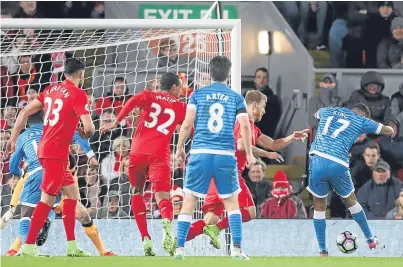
[0,18,241,256]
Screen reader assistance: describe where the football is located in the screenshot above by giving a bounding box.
[336,231,359,254]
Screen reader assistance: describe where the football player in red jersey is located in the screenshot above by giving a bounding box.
[184,90,309,248]
[100,72,186,256]
[6,58,95,257]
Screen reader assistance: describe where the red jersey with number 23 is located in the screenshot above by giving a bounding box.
[234,119,262,175]
[116,90,186,158]
[37,80,89,160]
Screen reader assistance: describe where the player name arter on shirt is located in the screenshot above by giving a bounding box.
[156,95,177,102]
[46,85,70,98]
[206,93,229,102]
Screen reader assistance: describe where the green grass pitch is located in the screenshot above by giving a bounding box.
[2,257,402,267]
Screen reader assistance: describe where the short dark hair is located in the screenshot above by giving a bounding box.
[114,77,125,84]
[209,56,231,82]
[64,58,85,75]
[160,72,180,91]
[352,103,371,118]
[364,142,380,154]
[254,67,268,77]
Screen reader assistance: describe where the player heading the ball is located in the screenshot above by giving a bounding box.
[309,103,394,257]
[100,72,186,256]
[7,58,95,257]
[174,56,254,260]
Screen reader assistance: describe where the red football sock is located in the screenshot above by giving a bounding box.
[131,195,151,241]
[217,209,252,230]
[186,220,206,241]
[158,199,173,222]
[62,199,77,241]
[25,201,52,244]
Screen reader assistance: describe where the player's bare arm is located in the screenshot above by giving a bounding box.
[6,99,43,155]
[176,107,196,166]
[379,125,394,136]
[237,138,284,163]
[257,129,309,151]
[78,114,95,138]
[237,115,256,167]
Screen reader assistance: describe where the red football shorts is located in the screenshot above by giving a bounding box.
[39,158,75,196]
[128,153,171,192]
[201,176,254,217]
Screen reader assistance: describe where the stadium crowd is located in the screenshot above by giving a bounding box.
[1,1,403,225]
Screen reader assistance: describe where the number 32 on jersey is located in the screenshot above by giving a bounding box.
[144,102,175,135]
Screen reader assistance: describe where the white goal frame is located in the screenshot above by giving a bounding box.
[1,18,242,94]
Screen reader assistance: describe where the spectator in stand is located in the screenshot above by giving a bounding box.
[157,38,178,68]
[90,110,125,162]
[0,175,20,217]
[298,1,328,50]
[13,1,42,19]
[2,105,17,130]
[363,2,396,68]
[308,73,342,136]
[146,78,161,92]
[345,71,391,123]
[109,160,131,215]
[0,66,15,108]
[95,77,130,117]
[274,2,300,34]
[357,161,403,219]
[143,182,160,218]
[391,82,403,135]
[100,135,130,186]
[85,90,100,130]
[260,170,307,219]
[352,142,382,191]
[244,159,271,218]
[377,118,403,176]
[97,190,129,219]
[377,16,403,68]
[343,2,378,68]
[11,55,41,104]
[250,67,282,139]
[80,167,107,219]
[329,3,349,68]
[350,134,370,168]
[386,188,403,219]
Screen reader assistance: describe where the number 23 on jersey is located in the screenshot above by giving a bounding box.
[43,97,63,126]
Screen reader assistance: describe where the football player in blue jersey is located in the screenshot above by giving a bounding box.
[174,56,255,260]
[3,112,116,256]
[309,103,394,256]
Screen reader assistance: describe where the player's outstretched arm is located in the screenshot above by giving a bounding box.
[79,114,95,139]
[238,115,256,167]
[6,99,43,155]
[237,139,284,163]
[176,107,196,166]
[257,129,309,151]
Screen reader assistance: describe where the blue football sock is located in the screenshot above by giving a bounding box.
[228,210,242,248]
[349,203,372,240]
[176,214,192,248]
[313,210,327,252]
[19,217,31,244]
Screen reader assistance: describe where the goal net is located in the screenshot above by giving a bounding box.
[0,18,240,256]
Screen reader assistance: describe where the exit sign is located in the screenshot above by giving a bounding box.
[139,4,238,19]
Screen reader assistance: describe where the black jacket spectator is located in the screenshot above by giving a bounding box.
[357,161,403,219]
[391,82,403,135]
[351,142,381,191]
[363,3,396,68]
[345,71,391,123]
[350,134,370,168]
[377,118,403,174]
[254,86,282,138]
[377,17,403,68]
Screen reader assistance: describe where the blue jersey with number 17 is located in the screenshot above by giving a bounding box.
[188,82,247,153]
[310,107,382,167]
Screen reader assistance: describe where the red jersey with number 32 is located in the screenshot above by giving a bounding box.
[234,119,261,174]
[37,80,89,160]
[116,90,186,158]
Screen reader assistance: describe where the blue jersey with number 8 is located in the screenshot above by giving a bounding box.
[188,82,247,153]
[310,107,382,167]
